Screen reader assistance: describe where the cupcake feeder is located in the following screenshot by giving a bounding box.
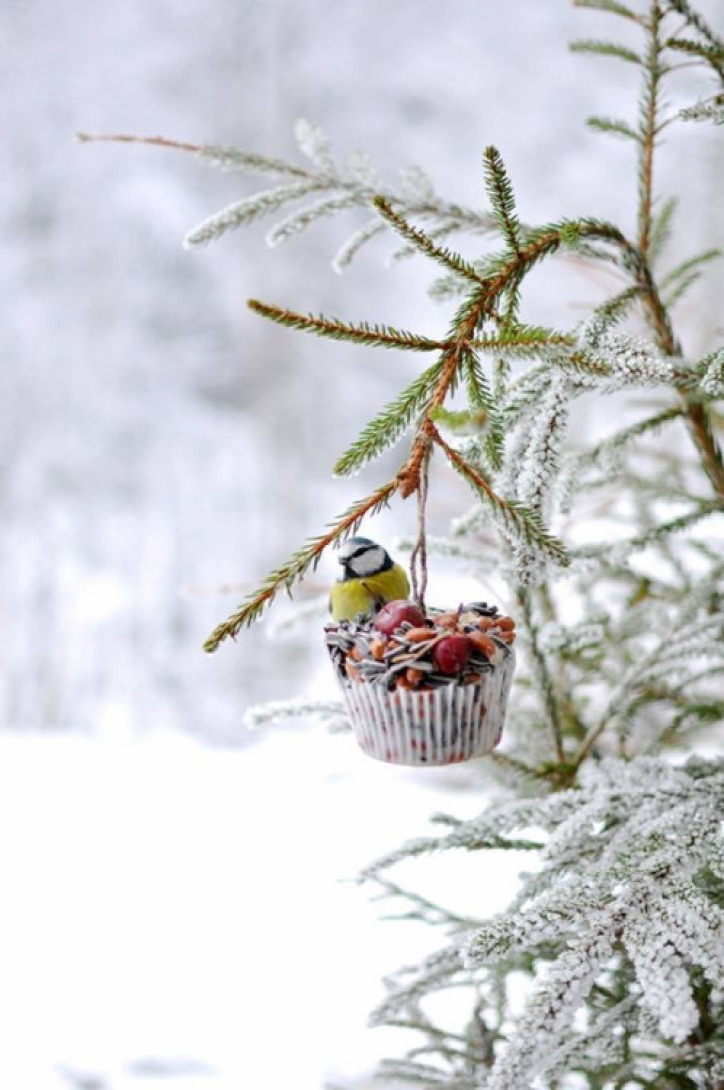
[325,602,516,766]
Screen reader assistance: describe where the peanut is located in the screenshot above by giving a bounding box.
[435,611,460,629]
[406,626,435,643]
[469,632,497,658]
[406,667,426,686]
[369,638,387,660]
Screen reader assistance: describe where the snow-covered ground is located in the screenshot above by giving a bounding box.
[0,726,524,1090]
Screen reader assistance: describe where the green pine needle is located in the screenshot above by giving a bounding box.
[463,350,495,414]
[573,0,640,20]
[431,425,569,568]
[586,115,641,141]
[203,481,398,651]
[666,36,724,69]
[248,300,448,351]
[649,196,679,264]
[586,406,685,467]
[471,326,574,356]
[664,270,703,308]
[661,248,722,289]
[462,350,505,469]
[482,146,521,254]
[572,500,723,562]
[332,360,445,477]
[570,39,642,64]
[373,197,485,284]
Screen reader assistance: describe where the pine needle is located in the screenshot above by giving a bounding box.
[203,481,398,651]
[248,300,448,351]
[430,425,570,568]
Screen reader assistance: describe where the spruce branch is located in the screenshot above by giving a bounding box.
[332,361,445,477]
[637,2,665,262]
[666,35,724,64]
[78,131,498,268]
[247,300,448,351]
[266,193,363,247]
[389,218,466,265]
[680,93,724,124]
[429,425,570,569]
[576,404,685,474]
[462,351,504,469]
[586,115,641,141]
[570,39,643,64]
[372,197,485,284]
[517,588,566,764]
[557,33,724,502]
[615,499,724,554]
[332,218,387,272]
[462,350,494,414]
[203,481,397,651]
[470,327,574,355]
[482,147,521,255]
[184,180,328,248]
[700,348,724,397]
[197,144,313,177]
[665,0,724,51]
[649,195,679,264]
[76,131,206,157]
[661,247,722,290]
[665,0,724,81]
[573,0,642,21]
[294,117,336,174]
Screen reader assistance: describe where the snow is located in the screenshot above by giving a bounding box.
[0,728,521,1090]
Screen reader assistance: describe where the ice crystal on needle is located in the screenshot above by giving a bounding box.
[367,758,724,1088]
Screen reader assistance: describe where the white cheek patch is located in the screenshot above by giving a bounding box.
[353,546,386,576]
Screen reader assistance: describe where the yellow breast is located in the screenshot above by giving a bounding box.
[329,564,410,621]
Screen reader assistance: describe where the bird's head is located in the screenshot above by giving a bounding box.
[337,536,392,579]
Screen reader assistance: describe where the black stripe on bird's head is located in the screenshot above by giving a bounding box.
[337,536,393,579]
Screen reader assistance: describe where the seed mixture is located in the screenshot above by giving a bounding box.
[325,600,516,692]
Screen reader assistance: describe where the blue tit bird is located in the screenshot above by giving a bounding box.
[329,536,410,621]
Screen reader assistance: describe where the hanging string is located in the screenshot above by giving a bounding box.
[409,446,430,610]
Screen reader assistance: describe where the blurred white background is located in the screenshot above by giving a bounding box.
[2,1,723,1087]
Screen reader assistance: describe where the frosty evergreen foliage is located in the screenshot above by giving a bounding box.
[116,1,724,1085]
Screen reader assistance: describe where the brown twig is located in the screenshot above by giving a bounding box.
[409,449,431,609]
[76,132,203,154]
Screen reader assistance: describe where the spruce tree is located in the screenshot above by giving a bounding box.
[83,1,724,1084]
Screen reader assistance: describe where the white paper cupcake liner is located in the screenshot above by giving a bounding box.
[338,649,515,766]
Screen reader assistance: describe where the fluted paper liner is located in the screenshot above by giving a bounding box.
[338,649,515,766]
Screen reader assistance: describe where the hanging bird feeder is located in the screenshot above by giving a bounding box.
[325,598,515,766]
[325,447,515,766]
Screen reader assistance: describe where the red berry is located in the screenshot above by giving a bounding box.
[433,635,472,675]
[373,600,427,636]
